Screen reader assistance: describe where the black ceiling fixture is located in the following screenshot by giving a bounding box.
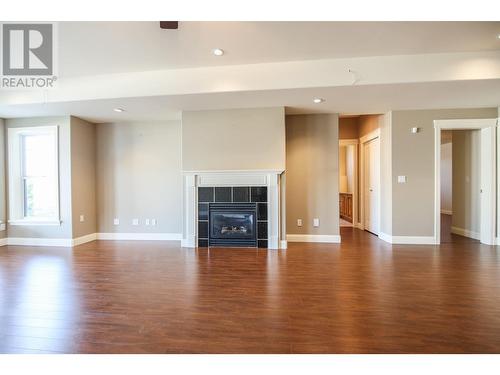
[160,21,179,30]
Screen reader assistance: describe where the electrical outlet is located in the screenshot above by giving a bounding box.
[151,219,157,226]
[113,218,119,225]
[80,214,85,222]
[297,219,303,227]
[313,218,320,227]
[145,219,150,226]
[132,218,139,226]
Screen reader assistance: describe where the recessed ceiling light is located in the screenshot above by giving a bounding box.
[313,98,325,104]
[497,34,500,39]
[212,48,224,56]
[113,108,125,113]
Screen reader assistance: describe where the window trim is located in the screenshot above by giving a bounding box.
[8,125,61,225]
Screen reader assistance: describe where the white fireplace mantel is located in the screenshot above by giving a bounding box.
[181,169,285,249]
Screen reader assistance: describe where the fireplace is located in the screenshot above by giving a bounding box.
[197,186,269,248]
[209,203,257,247]
[182,170,285,249]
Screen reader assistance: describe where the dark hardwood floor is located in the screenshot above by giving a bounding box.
[1,228,500,354]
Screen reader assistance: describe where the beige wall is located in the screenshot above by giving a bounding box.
[452,130,481,235]
[96,121,182,234]
[286,114,339,235]
[0,119,5,239]
[379,112,392,235]
[71,117,97,238]
[182,107,285,171]
[391,108,497,237]
[5,116,73,239]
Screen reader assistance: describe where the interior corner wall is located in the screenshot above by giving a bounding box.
[5,116,73,239]
[96,121,182,235]
[379,112,392,236]
[182,107,286,171]
[440,142,453,214]
[0,119,5,239]
[358,115,380,138]
[285,114,340,236]
[70,116,97,238]
[390,108,498,238]
[339,117,359,139]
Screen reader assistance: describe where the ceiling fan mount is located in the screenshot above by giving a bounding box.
[160,21,179,30]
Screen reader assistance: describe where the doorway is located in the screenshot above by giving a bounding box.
[360,129,381,236]
[434,119,496,245]
[339,140,358,227]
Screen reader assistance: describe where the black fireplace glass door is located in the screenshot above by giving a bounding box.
[210,211,255,240]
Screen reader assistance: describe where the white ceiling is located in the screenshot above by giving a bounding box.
[1,21,499,122]
[58,21,500,77]
[2,79,499,123]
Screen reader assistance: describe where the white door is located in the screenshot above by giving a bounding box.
[480,127,495,245]
[364,137,380,235]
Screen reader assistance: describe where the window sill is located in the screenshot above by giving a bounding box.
[8,219,62,226]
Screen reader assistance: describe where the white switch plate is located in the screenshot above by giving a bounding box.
[297,219,303,227]
[397,176,407,183]
[0,223,5,231]
[151,219,157,226]
[132,218,139,226]
[313,218,320,227]
[113,218,119,225]
[80,214,85,222]
[145,219,150,226]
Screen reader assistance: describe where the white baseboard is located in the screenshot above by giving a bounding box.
[286,234,341,243]
[0,232,182,247]
[440,209,453,215]
[378,232,392,243]
[379,232,437,245]
[97,232,182,241]
[72,233,97,246]
[451,226,480,240]
[280,240,288,249]
[6,237,74,247]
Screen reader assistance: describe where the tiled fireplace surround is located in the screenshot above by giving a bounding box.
[182,170,285,249]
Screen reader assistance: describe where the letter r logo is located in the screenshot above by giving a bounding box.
[2,24,53,76]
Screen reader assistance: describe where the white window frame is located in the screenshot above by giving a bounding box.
[8,125,61,225]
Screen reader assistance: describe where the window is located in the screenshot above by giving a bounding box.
[8,126,59,224]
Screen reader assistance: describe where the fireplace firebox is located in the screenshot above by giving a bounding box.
[209,203,257,247]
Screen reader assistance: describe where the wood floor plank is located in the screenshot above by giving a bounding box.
[1,226,500,353]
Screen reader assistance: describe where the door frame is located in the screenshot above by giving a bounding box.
[434,118,497,245]
[339,139,359,227]
[360,129,381,234]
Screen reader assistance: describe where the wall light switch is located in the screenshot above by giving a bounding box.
[113,218,119,225]
[132,218,139,226]
[151,219,157,226]
[80,215,85,222]
[297,219,303,227]
[0,223,5,231]
[397,176,407,183]
[313,218,320,227]
[145,219,150,226]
